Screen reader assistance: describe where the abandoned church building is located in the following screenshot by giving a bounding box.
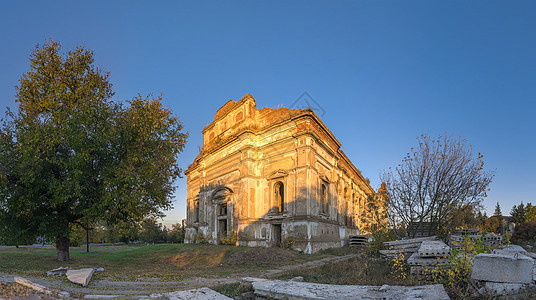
[184,94,385,253]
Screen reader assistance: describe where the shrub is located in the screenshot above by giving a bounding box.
[194,232,209,244]
[432,235,493,298]
[511,221,536,244]
[220,231,237,245]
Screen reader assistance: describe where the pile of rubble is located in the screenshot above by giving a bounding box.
[449,229,502,250]
[379,236,437,259]
[407,240,451,277]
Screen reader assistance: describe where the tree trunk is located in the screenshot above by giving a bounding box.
[56,236,70,261]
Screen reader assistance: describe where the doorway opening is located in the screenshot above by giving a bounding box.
[273,224,282,247]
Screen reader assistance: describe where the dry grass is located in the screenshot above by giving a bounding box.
[277,255,425,286]
[0,243,327,281]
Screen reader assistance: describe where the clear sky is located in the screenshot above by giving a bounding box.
[1,1,535,225]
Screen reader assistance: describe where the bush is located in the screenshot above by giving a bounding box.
[511,221,536,244]
[432,235,493,298]
[194,232,209,244]
[220,231,237,245]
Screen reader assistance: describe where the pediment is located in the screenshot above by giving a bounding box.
[211,186,233,203]
[267,169,289,180]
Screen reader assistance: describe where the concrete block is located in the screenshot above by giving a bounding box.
[471,253,534,283]
[407,252,448,266]
[418,240,450,257]
[66,268,95,286]
[493,245,527,256]
[484,282,526,295]
[152,287,232,300]
[244,277,450,300]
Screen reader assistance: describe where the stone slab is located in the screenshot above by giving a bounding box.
[151,287,232,300]
[484,282,527,296]
[471,253,534,284]
[47,266,70,277]
[407,252,449,266]
[66,268,95,286]
[383,236,437,247]
[14,277,51,294]
[418,240,450,257]
[244,277,450,300]
[493,245,527,256]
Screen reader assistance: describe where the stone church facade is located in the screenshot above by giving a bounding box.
[184,94,384,253]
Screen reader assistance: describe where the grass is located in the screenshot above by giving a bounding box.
[0,243,327,281]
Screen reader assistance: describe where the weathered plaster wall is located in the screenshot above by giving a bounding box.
[185,94,381,253]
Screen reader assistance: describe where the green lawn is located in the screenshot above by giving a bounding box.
[0,243,328,281]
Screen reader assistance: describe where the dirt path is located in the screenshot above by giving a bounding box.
[0,254,359,298]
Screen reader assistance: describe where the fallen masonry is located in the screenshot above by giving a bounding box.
[148,287,232,300]
[471,253,534,284]
[66,268,95,286]
[242,277,450,300]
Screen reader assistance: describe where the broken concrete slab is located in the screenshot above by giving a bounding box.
[407,252,449,266]
[471,253,534,284]
[493,244,527,256]
[483,282,528,296]
[14,277,52,294]
[243,277,450,300]
[418,240,450,258]
[46,266,70,277]
[150,287,232,300]
[66,268,95,286]
[383,236,437,247]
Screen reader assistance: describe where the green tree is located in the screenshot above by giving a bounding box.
[139,217,166,243]
[0,41,187,261]
[525,203,536,222]
[510,203,526,224]
[494,202,502,217]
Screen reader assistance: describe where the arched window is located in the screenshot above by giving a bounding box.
[274,181,284,213]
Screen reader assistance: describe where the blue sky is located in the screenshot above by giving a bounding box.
[1,1,535,225]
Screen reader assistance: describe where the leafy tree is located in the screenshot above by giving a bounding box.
[381,134,494,236]
[0,41,187,261]
[167,222,185,243]
[139,217,166,243]
[483,216,501,233]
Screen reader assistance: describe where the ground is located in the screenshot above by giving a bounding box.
[0,243,368,298]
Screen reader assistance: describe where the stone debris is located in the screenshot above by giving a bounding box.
[417,240,450,258]
[493,244,526,256]
[46,266,71,277]
[148,287,232,300]
[471,253,534,284]
[408,241,450,276]
[243,277,450,300]
[95,267,105,272]
[14,277,51,294]
[449,232,503,250]
[380,236,438,259]
[481,282,527,295]
[66,268,95,286]
[84,295,119,299]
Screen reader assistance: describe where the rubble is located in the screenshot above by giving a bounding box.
[380,236,438,259]
[409,240,450,276]
[149,287,232,300]
[243,277,450,300]
[66,268,95,286]
[46,266,70,277]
